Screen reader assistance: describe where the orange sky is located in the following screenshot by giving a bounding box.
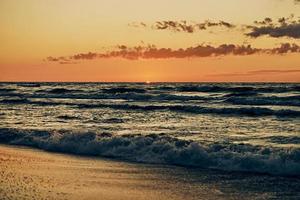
[0,0,299,82]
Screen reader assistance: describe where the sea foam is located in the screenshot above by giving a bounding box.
[1,128,299,176]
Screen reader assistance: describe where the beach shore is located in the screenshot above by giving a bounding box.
[0,144,299,200]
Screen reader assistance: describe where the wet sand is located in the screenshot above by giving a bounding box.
[0,144,299,200]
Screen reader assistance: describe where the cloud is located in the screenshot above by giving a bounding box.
[246,15,300,39]
[270,43,300,53]
[46,56,77,64]
[46,43,300,63]
[47,56,67,62]
[208,69,300,77]
[253,17,273,25]
[154,21,196,33]
[71,52,98,60]
[129,15,300,39]
[129,20,235,33]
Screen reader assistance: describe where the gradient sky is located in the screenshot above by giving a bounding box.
[0,0,299,82]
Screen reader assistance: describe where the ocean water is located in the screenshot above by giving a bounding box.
[0,82,299,176]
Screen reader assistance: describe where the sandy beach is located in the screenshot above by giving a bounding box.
[0,144,222,200]
[0,144,299,200]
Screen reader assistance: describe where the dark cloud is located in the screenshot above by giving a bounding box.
[154,20,236,33]
[247,23,300,39]
[130,15,300,39]
[47,44,259,62]
[270,43,300,53]
[254,18,273,25]
[246,15,300,39]
[154,21,195,33]
[47,56,68,62]
[46,43,300,63]
[46,56,77,64]
[129,20,235,33]
[72,52,98,60]
[205,21,235,28]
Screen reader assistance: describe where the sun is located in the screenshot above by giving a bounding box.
[145,80,151,84]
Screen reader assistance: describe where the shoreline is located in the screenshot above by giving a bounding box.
[1,144,300,199]
[0,144,222,200]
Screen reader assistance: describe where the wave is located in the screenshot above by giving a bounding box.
[225,95,300,107]
[77,103,300,117]
[1,98,299,117]
[223,91,259,97]
[57,115,81,120]
[0,88,16,93]
[0,128,299,176]
[5,92,298,108]
[178,85,255,93]
[37,88,83,94]
[155,85,176,91]
[177,85,300,93]
[103,118,125,123]
[17,83,41,87]
[263,136,300,145]
[102,87,147,94]
[0,91,214,102]
[0,98,30,104]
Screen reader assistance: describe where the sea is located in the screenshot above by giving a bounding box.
[0,82,299,177]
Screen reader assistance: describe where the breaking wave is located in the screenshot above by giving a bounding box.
[0,128,299,176]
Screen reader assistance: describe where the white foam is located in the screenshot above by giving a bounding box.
[1,128,299,176]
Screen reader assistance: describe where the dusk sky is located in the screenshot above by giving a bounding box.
[1,0,300,82]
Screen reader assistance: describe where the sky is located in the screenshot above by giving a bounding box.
[0,0,300,82]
